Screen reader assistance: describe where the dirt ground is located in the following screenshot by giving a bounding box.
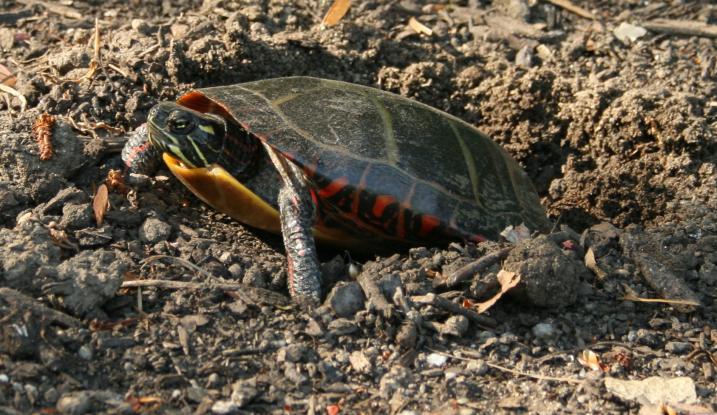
[1,0,716,414]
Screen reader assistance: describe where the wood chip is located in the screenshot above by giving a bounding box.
[93,184,109,227]
[408,17,433,36]
[321,0,351,28]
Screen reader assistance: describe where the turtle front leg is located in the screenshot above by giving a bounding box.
[264,144,322,307]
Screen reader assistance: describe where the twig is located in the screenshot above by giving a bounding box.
[0,287,82,328]
[137,43,161,58]
[428,348,583,384]
[121,279,291,306]
[435,247,512,289]
[411,293,496,328]
[641,19,717,38]
[357,271,394,319]
[543,0,595,20]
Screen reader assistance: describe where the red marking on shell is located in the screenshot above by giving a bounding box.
[318,177,349,199]
[469,234,488,243]
[419,215,440,237]
[372,195,395,218]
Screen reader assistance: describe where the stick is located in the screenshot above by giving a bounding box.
[121,279,290,306]
[436,247,512,289]
[357,272,394,319]
[641,19,717,38]
[544,0,595,20]
[411,293,496,328]
[15,0,83,19]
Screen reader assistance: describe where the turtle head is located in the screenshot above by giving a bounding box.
[147,102,228,169]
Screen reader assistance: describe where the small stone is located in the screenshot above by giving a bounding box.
[78,344,93,360]
[604,376,697,405]
[277,344,306,363]
[327,318,358,336]
[228,263,243,279]
[242,264,266,288]
[318,361,343,383]
[515,45,533,68]
[60,203,93,229]
[186,386,208,403]
[206,373,221,388]
[440,315,469,337]
[532,322,557,339]
[426,352,448,367]
[0,374,8,383]
[24,384,38,405]
[211,400,238,414]
[349,351,372,373]
[56,391,91,415]
[139,217,171,244]
[466,359,488,375]
[613,22,647,44]
[130,19,152,35]
[326,281,365,318]
[44,387,59,404]
[665,341,692,355]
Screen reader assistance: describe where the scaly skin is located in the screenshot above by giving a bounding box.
[264,143,322,307]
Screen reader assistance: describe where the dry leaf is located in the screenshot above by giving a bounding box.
[584,247,607,279]
[93,184,109,226]
[577,350,608,372]
[500,223,531,244]
[475,270,521,313]
[408,17,433,36]
[321,0,351,27]
[105,169,128,193]
[0,63,15,87]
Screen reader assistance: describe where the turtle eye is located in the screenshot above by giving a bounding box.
[168,113,195,134]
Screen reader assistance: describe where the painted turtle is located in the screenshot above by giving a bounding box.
[123,77,550,306]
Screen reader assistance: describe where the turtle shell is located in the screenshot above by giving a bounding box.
[172,76,549,245]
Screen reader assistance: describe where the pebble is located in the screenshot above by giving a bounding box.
[665,341,692,355]
[0,374,8,383]
[326,281,365,318]
[532,322,557,339]
[466,359,489,376]
[56,391,91,415]
[426,353,448,367]
[60,203,92,229]
[613,22,647,44]
[78,344,93,360]
[206,373,221,388]
[440,315,469,337]
[277,344,306,363]
[139,217,172,243]
[349,350,372,373]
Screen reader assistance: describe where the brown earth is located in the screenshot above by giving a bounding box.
[0,0,716,414]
